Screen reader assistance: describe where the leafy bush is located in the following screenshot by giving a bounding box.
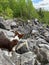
[0,0,49,26]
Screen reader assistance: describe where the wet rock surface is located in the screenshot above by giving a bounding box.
[0,17,49,65]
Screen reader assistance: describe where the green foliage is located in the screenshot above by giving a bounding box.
[4,7,13,19]
[0,0,38,19]
[37,8,49,25]
[0,0,9,10]
[0,4,3,16]
[0,0,13,19]
[0,0,49,25]
[43,11,49,25]
[38,8,44,18]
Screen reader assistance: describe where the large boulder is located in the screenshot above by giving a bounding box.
[0,29,15,39]
[21,51,36,65]
[15,40,29,54]
[0,49,15,65]
[0,17,7,30]
[11,52,20,65]
[44,31,49,43]
[0,31,6,38]
[27,39,37,51]
[0,23,6,29]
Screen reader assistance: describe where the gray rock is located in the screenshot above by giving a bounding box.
[0,17,4,23]
[0,17,8,30]
[0,17,49,65]
[0,31,6,38]
[0,28,15,39]
[27,39,37,51]
[11,52,20,65]
[36,38,47,45]
[0,49,15,65]
[21,51,36,65]
[0,23,6,29]
[33,46,49,65]
[44,31,49,42]
[46,63,49,65]
[16,40,29,54]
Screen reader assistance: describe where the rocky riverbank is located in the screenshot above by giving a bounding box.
[0,17,49,65]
